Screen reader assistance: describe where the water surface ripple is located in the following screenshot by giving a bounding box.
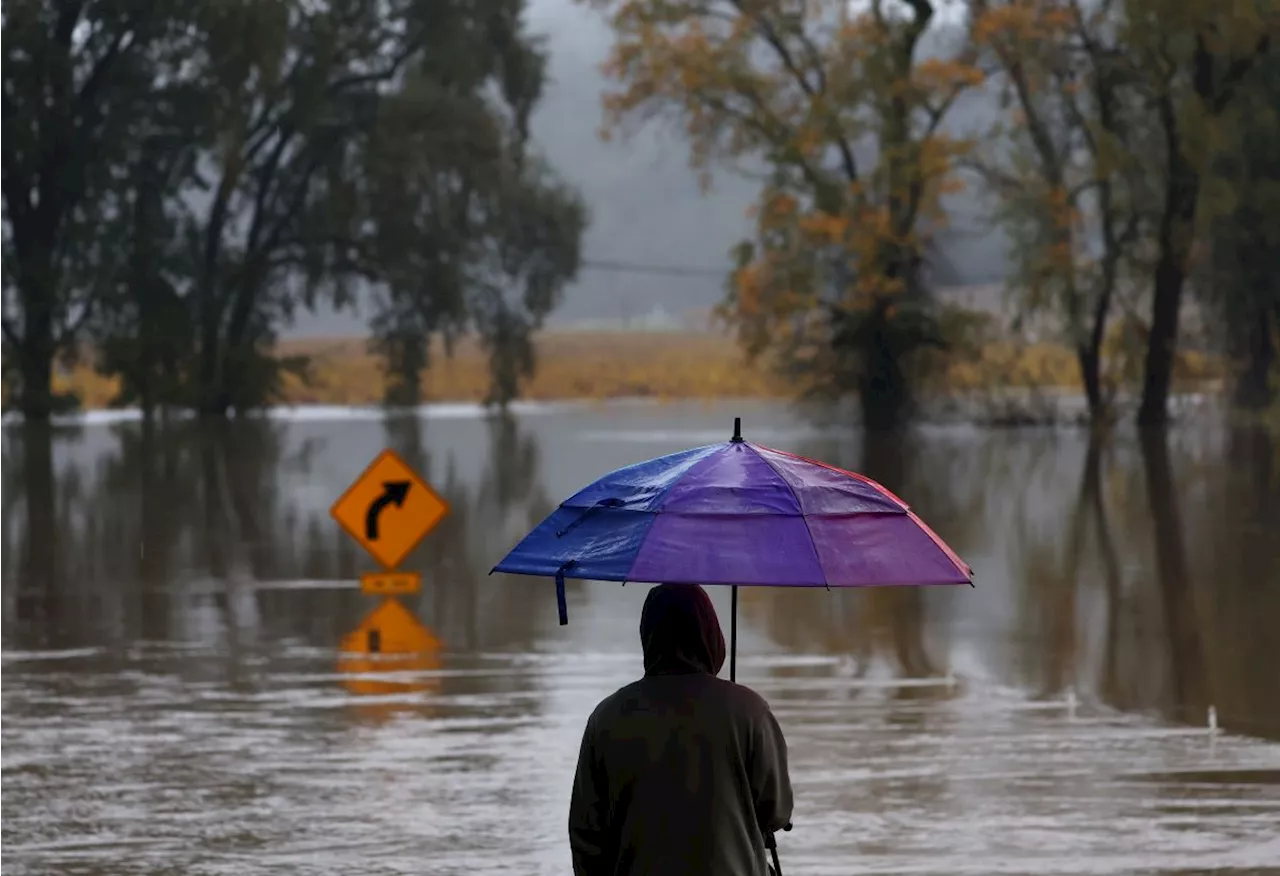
[4,646,1279,876]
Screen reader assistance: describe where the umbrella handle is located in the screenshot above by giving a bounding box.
[729,584,738,682]
[765,823,791,876]
[765,835,781,876]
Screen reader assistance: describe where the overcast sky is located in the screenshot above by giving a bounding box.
[288,0,1007,337]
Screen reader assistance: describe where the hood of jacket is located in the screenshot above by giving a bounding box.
[639,583,727,677]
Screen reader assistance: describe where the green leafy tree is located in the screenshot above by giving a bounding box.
[364,8,584,408]
[1205,51,1280,409]
[166,0,426,415]
[1122,0,1272,425]
[2,0,187,418]
[92,93,204,418]
[85,0,583,416]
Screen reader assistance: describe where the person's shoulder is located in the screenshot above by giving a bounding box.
[587,675,776,720]
[586,678,647,725]
[702,676,777,715]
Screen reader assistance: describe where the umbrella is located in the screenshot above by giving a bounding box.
[492,418,973,682]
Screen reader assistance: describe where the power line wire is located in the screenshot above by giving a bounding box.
[579,258,727,278]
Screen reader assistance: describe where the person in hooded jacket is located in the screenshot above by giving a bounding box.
[568,582,794,876]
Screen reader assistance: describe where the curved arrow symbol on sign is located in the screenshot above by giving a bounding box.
[365,481,411,540]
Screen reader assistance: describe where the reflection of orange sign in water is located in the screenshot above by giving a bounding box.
[339,596,441,655]
[337,651,443,697]
[337,649,443,724]
[360,570,422,596]
[330,449,449,570]
[336,597,445,714]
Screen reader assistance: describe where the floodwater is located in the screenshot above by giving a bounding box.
[3,400,1279,876]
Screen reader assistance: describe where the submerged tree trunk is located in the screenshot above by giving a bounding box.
[1138,35,1267,425]
[1077,343,1104,421]
[19,423,59,642]
[859,302,911,432]
[17,314,56,422]
[861,428,937,679]
[1138,251,1192,427]
[1085,430,1125,706]
[1232,299,1277,410]
[13,253,59,421]
[1138,93,1199,427]
[382,335,428,407]
[1138,427,1207,723]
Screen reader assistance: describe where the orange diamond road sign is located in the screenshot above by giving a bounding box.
[330,449,449,570]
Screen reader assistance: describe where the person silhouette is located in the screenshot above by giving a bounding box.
[568,583,794,876]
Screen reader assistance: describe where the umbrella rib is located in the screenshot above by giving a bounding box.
[749,443,830,590]
[756,444,910,510]
[753,443,972,582]
[555,497,623,537]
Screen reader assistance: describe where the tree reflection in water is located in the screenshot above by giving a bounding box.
[0,412,558,667]
[387,410,559,653]
[737,424,992,696]
[2,409,1277,737]
[1004,423,1279,738]
[1176,420,1280,738]
[730,416,1279,739]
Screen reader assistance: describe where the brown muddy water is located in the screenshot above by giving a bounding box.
[3,400,1279,875]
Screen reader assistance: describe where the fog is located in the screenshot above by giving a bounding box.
[287,0,1009,337]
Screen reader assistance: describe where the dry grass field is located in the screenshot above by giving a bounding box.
[46,328,1224,411]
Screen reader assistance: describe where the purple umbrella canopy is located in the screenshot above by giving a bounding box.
[492,421,973,641]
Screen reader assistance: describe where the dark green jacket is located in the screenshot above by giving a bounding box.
[569,584,794,876]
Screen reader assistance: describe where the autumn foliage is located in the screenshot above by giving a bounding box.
[966,0,1143,419]
[969,0,1276,422]
[588,0,1277,424]
[590,0,985,424]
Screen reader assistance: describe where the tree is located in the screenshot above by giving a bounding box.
[1204,50,1280,409]
[1123,0,1272,425]
[363,8,585,408]
[84,0,583,416]
[163,0,434,416]
[590,0,983,428]
[92,87,205,418]
[969,0,1143,422]
[2,0,186,419]
[367,133,585,408]
[466,158,586,407]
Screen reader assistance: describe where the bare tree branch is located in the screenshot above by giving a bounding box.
[728,0,860,182]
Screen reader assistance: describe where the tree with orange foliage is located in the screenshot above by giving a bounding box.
[967,0,1144,423]
[589,0,984,428]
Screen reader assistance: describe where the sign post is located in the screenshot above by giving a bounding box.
[331,449,449,662]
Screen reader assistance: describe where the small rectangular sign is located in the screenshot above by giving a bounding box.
[360,571,422,596]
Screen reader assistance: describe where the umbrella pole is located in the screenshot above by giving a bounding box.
[730,584,738,682]
[729,417,743,684]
